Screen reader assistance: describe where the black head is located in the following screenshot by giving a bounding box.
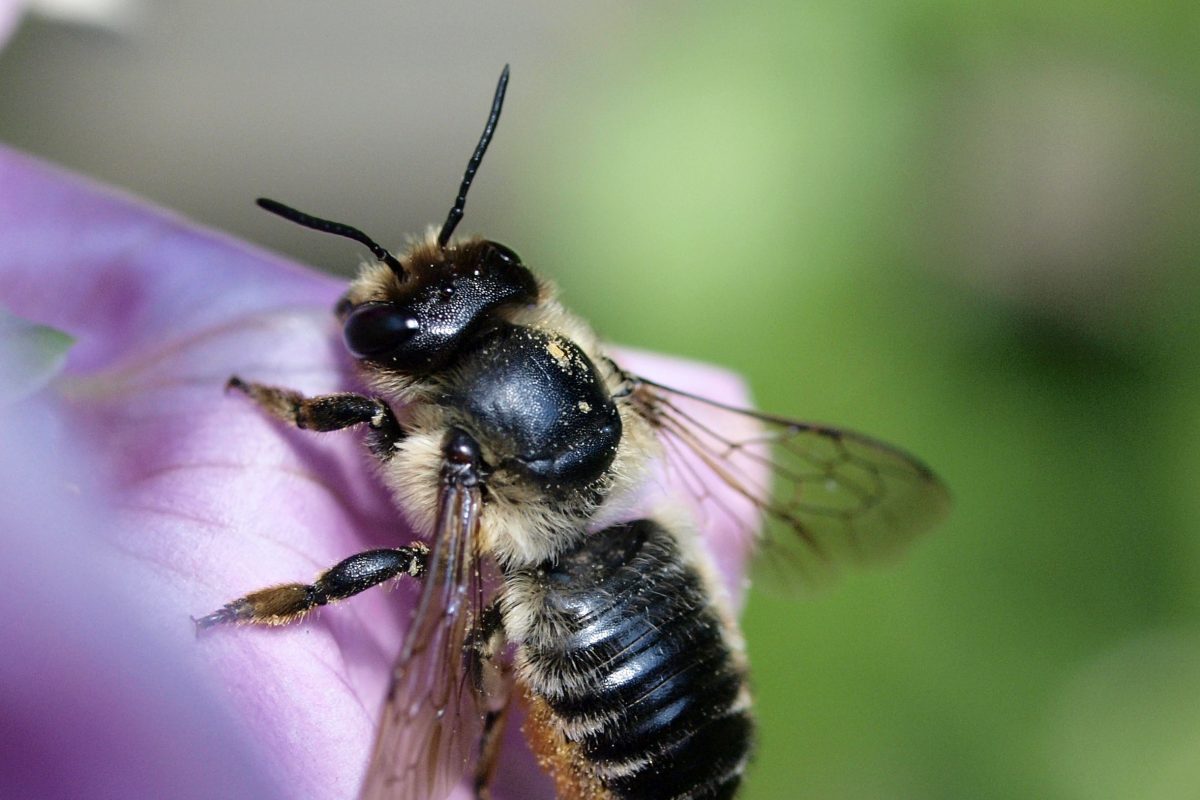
[257,67,533,373]
[341,237,536,371]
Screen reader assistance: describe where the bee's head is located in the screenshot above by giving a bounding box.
[335,235,537,371]
[257,66,532,373]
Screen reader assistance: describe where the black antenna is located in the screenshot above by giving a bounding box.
[438,65,510,249]
[256,197,405,279]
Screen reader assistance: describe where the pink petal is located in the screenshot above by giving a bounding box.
[0,145,760,798]
[0,1,22,46]
[0,327,283,799]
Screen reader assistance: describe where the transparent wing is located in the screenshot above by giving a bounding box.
[359,472,487,800]
[628,375,950,587]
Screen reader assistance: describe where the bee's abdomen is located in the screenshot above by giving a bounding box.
[515,519,752,800]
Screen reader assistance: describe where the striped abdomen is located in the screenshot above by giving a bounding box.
[508,519,753,800]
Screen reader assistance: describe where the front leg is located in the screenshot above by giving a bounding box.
[194,544,429,631]
[227,375,404,457]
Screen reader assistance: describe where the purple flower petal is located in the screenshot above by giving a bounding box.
[0,1,22,46]
[0,145,761,798]
[0,314,282,798]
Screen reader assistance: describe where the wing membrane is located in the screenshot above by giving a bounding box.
[630,376,950,586]
[359,471,486,800]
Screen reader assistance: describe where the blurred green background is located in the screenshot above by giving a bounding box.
[3,3,1199,798]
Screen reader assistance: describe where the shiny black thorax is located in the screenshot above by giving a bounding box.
[444,323,621,492]
[512,519,753,799]
[345,240,622,493]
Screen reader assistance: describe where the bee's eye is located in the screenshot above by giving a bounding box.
[486,242,521,265]
[343,303,419,359]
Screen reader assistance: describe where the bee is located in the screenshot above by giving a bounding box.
[196,66,949,800]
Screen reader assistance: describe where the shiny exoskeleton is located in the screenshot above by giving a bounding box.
[447,321,622,495]
[513,519,752,800]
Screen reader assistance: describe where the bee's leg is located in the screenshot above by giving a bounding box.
[193,544,429,631]
[227,376,404,457]
[471,601,512,800]
[473,698,512,800]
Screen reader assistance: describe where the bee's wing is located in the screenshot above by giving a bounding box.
[629,376,950,586]
[359,472,487,800]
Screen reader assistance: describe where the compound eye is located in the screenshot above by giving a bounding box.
[343,303,419,359]
[486,241,521,265]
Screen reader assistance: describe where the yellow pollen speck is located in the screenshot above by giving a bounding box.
[546,339,569,367]
[577,401,592,414]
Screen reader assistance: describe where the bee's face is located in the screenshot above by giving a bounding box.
[337,237,537,372]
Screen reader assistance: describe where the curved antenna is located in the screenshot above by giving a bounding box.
[438,65,510,249]
[256,197,405,279]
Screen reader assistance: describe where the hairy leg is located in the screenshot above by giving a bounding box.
[471,601,512,800]
[227,375,404,458]
[194,545,429,631]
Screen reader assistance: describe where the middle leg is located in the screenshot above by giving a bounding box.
[194,544,429,631]
[471,601,513,800]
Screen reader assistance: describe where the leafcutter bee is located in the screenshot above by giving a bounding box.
[196,66,950,800]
